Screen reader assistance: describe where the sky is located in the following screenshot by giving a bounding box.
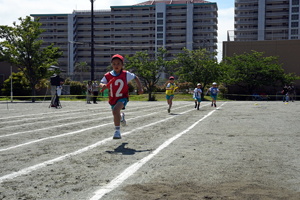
[0,0,234,62]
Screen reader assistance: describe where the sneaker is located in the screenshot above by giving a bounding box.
[120,112,126,126]
[168,108,170,113]
[197,107,199,110]
[211,103,213,107]
[214,103,217,107]
[113,131,122,139]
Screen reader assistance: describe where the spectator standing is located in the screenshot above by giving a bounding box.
[288,83,295,102]
[92,79,99,104]
[87,81,92,104]
[282,85,289,102]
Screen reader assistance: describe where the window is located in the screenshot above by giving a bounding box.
[157,33,163,38]
[157,40,163,45]
[292,7,299,12]
[292,0,299,5]
[157,19,163,25]
[291,29,298,34]
[157,26,163,32]
[292,14,299,20]
[157,13,164,18]
[291,22,299,27]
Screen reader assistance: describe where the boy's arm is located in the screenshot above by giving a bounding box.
[134,76,143,94]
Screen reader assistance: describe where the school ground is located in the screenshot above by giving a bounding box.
[0,100,299,200]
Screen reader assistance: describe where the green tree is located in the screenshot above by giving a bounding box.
[1,72,31,96]
[125,48,175,101]
[175,48,222,98]
[0,16,63,102]
[224,51,300,94]
[74,61,90,83]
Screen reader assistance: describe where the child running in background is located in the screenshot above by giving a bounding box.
[206,82,219,107]
[165,76,179,113]
[99,54,143,139]
[193,83,202,110]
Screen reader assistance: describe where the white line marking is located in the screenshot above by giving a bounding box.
[0,107,101,121]
[0,104,166,132]
[0,104,192,151]
[89,102,227,200]
[0,103,207,183]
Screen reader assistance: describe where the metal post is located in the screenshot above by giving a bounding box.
[10,65,13,102]
[91,0,95,81]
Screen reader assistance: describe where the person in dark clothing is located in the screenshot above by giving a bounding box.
[282,85,289,102]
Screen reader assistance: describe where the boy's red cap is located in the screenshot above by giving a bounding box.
[169,76,174,80]
[111,54,123,63]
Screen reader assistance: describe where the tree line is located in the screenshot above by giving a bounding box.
[1,16,299,102]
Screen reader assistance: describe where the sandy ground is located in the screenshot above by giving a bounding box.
[0,100,300,200]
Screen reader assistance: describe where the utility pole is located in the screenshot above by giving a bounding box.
[90,0,95,81]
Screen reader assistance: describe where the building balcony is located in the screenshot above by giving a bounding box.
[41,32,68,35]
[39,19,68,23]
[166,16,187,20]
[235,6,258,11]
[166,30,186,34]
[266,5,289,10]
[166,36,186,40]
[193,15,217,19]
[265,19,289,24]
[193,7,218,13]
[235,20,258,25]
[265,12,289,17]
[235,13,257,18]
[111,10,154,15]
[235,0,258,3]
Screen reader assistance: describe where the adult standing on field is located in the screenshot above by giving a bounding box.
[92,79,99,104]
[288,83,295,102]
[282,85,289,102]
[87,81,93,104]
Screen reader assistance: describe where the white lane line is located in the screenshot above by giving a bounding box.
[0,108,110,125]
[0,104,192,151]
[0,107,104,121]
[0,104,166,130]
[0,104,169,138]
[0,103,206,184]
[89,102,227,200]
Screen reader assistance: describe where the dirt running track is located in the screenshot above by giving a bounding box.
[0,100,299,200]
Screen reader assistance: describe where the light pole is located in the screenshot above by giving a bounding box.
[10,65,13,102]
[90,0,95,81]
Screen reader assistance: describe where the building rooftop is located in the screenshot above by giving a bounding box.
[135,0,211,6]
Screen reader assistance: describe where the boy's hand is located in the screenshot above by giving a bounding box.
[100,84,107,92]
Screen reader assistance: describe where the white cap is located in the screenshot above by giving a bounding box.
[197,83,201,86]
[212,82,217,85]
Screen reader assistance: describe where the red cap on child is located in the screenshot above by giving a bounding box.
[111,54,123,63]
[169,76,174,80]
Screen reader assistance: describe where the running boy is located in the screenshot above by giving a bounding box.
[193,83,202,110]
[100,54,143,139]
[206,82,219,107]
[166,76,179,113]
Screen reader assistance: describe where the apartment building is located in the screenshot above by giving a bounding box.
[31,0,218,80]
[234,0,300,41]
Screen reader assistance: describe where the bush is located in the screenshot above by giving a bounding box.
[1,72,31,96]
[64,78,86,95]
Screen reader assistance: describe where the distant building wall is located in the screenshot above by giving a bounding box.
[222,40,300,94]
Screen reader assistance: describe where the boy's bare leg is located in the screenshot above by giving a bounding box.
[169,96,173,109]
[112,102,124,126]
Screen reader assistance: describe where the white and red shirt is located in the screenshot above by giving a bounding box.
[101,70,136,105]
